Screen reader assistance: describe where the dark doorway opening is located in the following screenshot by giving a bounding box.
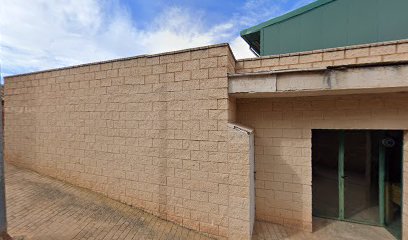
[312,130,402,239]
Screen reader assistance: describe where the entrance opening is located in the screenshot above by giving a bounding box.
[312,130,403,239]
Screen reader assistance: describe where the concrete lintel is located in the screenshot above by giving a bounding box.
[229,64,408,97]
[228,74,277,94]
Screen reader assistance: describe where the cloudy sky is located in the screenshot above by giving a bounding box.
[0,0,314,80]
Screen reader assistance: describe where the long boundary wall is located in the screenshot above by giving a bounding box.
[4,44,254,240]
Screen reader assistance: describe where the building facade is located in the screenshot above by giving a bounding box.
[5,39,408,240]
[5,1,408,239]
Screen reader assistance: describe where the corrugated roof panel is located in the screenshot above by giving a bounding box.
[242,0,408,56]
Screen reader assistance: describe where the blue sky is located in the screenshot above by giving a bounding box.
[0,0,315,81]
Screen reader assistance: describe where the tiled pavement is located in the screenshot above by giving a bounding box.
[5,164,212,240]
[5,163,397,240]
[252,219,396,240]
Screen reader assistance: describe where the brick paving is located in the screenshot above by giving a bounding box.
[5,163,212,240]
[252,219,396,240]
[4,163,397,240]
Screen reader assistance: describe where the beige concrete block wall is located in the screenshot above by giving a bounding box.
[6,38,408,238]
[4,44,253,239]
[236,40,408,74]
[226,124,254,240]
[233,40,408,235]
[236,93,408,233]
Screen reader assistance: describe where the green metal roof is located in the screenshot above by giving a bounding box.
[241,0,408,56]
[240,0,335,36]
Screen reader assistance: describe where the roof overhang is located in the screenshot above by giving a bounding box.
[228,61,408,98]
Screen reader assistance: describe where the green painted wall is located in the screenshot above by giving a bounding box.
[258,0,408,56]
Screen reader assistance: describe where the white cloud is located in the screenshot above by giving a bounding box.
[138,7,235,54]
[0,0,303,75]
[0,0,251,75]
[0,0,120,73]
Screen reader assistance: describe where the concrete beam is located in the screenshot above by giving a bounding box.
[229,64,408,98]
[228,75,276,93]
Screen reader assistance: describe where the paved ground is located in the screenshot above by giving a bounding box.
[5,164,212,240]
[252,218,396,240]
[5,163,397,240]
